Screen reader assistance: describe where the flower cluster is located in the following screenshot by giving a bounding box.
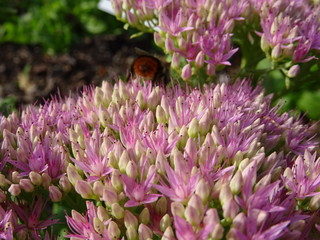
[0,78,319,239]
[111,0,320,81]
[256,0,320,77]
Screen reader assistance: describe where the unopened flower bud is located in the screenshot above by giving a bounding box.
[94,87,104,106]
[162,226,174,240]
[204,208,220,227]
[124,210,138,230]
[188,117,199,138]
[93,181,104,196]
[8,184,21,196]
[195,51,205,68]
[156,197,168,215]
[137,91,147,110]
[238,158,250,171]
[177,126,188,148]
[111,203,124,219]
[185,205,200,226]
[181,63,192,81]
[49,186,62,202]
[71,209,86,223]
[19,179,34,192]
[29,171,42,186]
[154,32,163,47]
[219,184,233,205]
[147,88,161,110]
[97,206,110,222]
[199,110,211,135]
[196,179,210,204]
[283,168,293,185]
[156,105,167,124]
[0,174,9,187]
[165,37,175,53]
[111,170,123,192]
[108,221,121,239]
[310,195,320,211]
[67,164,82,186]
[283,43,294,57]
[135,140,145,160]
[156,151,166,175]
[158,214,171,232]
[41,173,51,189]
[206,63,215,76]
[108,151,118,169]
[260,33,269,53]
[287,65,300,78]
[178,37,187,50]
[93,217,105,234]
[211,223,224,239]
[103,188,118,206]
[171,202,185,218]
[230,171,243,195]
[138,224,153,240]
[271,44,282,60]
[160,95,170,118]
[225,19,234,33]
[126,161,138,179]
[118,80,130,101]
[119,150,130,173]
[232,212,246,232]
[222,199,239,220]
[75,180,93,199]
[12,171,20,183]
[59,176,72,192]
[126,225,138,240]
[171,52,180,69]
[254,173,271,192]
[188,194,204,214]
[139,208,150,225]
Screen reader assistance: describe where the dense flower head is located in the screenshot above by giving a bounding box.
[256,0,320,65]
[0,79,319,238]
[111,0,320,82]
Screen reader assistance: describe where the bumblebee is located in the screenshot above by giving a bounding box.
[128,51,170,85]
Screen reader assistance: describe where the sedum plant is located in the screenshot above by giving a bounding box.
[0,0,319,239]
[111,0,320,87]
[0,79,320,239]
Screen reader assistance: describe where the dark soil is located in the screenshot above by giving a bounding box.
[0,33,156,108]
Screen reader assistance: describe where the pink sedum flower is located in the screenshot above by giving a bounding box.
[0,79,319,238]
[122,166,161,207]
[66,201,112,240]
[11,196,58,240]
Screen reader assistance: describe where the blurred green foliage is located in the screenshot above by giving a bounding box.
[0,0,124,54]
[258,58,320,120]
[0,96,16,117]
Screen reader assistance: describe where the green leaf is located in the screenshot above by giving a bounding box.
[297,91,320,120]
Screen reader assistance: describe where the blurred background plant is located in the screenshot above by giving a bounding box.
[0,0,124,54]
